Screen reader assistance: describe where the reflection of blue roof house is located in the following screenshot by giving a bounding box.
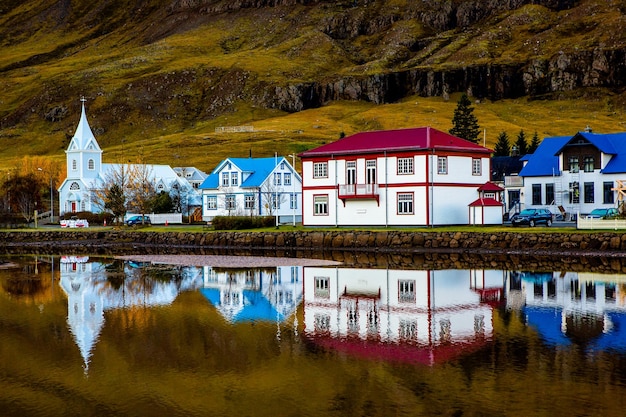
[515,129,626,217]
[199,266,303,323]
[519,270,626,352]
[199,157,302,223]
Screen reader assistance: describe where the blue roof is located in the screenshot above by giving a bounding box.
[518,136,569,177]
[199,288,287,323]
[199,157,285,190]
[523,306,571,346]
[520,131,626,177]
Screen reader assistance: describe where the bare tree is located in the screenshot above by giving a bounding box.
[260,179,287,217]
[126,163,156,220]
[90,163,132,224]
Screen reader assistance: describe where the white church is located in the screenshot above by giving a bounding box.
[57,98,203,217]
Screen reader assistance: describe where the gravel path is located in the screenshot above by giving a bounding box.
[115,254,342,267]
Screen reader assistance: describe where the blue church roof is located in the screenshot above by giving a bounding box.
[520,131,626,177]
[199,157,284,190]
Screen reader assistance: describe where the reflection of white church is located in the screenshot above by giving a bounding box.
[57,99,203,216]
[58,256,203,370]
[508,270,626,350]
[199,266,303,324]
[302,267,505,365]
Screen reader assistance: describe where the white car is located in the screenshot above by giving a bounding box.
[60,216,89,228]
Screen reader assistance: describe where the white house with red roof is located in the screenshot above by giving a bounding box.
[298,127,495,226]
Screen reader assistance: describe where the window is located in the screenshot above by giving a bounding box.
[271,194,280,210]
[366,160,376,184]
[88,159,95,170]
[313,162,328,178]
[72,159,77,170]
[546,183,554,205]
[584,182,594,204]
[568,156,579,173]
[569,182,579,204]
[532,184,542,205]
[399,320,418,341]
[290,266,299,283]
[274,172,281,186]
[399,280,416,303]
[437,156,447,174]
[231,172,238,186]
[244,194,255,210]
[222,172,229,187]
[346,161,356,185]
[225,194,236,210]
[206,195,217,210]
[472,158,481,175]
[583,156,594,172]
[314,277,330,298]
[314,195,328,215]
[397,193,414,215]
[70,182,80,190]
[290,193,297,209]
[284,173,291,186]
[397,158,413,175]
[604,182,614,204]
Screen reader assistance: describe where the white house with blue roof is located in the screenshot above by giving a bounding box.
[199,156,302,223]
[516,127,626,218]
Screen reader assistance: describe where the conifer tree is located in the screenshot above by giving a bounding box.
[493,131,510,157]
[514,129,528,156]
[528,131,541,153]
[449,93,481,143]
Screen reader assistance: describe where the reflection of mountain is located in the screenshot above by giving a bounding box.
[199,266,303,324]
[302,267,505,366]
[513,271,626,351]
[59,256,203,370]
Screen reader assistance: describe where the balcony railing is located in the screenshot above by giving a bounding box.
[338,183,380,205]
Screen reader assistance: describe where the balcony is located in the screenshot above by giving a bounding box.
[338,183,380,205]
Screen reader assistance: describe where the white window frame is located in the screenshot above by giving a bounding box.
[225,194,236,210]
[397,193,414,215]
[437,156,447,175]
[231,172,238,186]
[244,194,255,210]
[397,158,414,175]
[313,162,328,178]
[314,195,329,216]
[472,158,481,176]
[221,172,229,187]
[284,172,291,186]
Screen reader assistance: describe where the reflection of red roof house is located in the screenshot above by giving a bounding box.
[303,267,502,366]
[299,127,493,226]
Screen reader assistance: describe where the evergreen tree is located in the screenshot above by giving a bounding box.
[514,129,528,156]
[528,131,541,153]
[493,131,510,157]
[449,93,481,143]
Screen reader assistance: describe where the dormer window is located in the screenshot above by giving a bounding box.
[583,156,594,172]
[568,156,579,173]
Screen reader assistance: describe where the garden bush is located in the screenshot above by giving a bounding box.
[211,216,276,230]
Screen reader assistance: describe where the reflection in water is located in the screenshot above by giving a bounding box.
[3,255,626,415]
[512,271,626,351]
[302,267,504,365]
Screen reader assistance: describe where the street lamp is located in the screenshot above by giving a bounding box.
[288,153,297,226]
[38,168,53,223]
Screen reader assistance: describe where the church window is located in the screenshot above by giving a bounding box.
[88,159,95,170]
[70,182,80,190]
[72,160,77,170]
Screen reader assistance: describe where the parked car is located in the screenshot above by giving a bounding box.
[60,216,89,228]
[586,208,619,219]
[125,215,151,226]
[510,208,553,227]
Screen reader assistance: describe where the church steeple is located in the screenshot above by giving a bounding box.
[65,97,102,181]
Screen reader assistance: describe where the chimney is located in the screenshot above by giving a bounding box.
[584,125,592,133]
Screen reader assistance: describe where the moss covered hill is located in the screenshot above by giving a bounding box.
[2,0,626,172]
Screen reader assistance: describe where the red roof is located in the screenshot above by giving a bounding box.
[468,198,503,207]
[478,182,504,192]
[299,126,492,157]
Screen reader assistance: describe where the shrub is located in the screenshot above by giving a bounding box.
[211,216,276,230]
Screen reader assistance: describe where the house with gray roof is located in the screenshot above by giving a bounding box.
[199,156,302,224]
[516,128,626,218]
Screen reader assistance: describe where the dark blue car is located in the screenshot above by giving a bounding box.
[125,215,151,226]
[510,208,553,227]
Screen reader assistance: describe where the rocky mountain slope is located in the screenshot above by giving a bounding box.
[1,0,626,169]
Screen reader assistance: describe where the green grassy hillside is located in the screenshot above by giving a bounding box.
[1,0,626,174]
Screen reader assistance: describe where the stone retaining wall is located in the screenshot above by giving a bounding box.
[1,229,625,253]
